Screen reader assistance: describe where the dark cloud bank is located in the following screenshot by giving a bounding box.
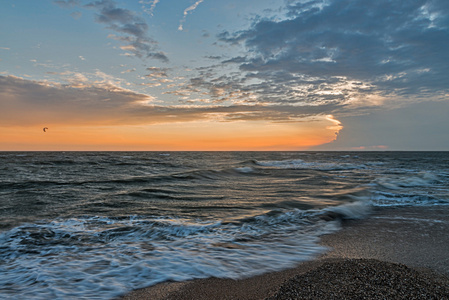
[215,0,449,98]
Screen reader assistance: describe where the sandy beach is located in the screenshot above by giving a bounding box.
[119,206,449,299]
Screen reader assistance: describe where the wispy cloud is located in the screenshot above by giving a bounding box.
[145,67,170,78]
[178,0,205,31]
[53,0,81,8]
[140,0,159,16]
[55,0,168,62]
[85,0,169,62]
[70,11,82,19]
[121,68,136,74]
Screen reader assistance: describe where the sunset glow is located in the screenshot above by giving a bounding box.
[0,115,341,151]
[1,0,448,150]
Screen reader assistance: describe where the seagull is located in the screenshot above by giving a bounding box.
[43,127,48,132]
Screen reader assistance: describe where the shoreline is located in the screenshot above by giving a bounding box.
[320,206,449,274]
[119,206,449,299]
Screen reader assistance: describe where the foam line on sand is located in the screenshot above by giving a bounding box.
[119,206,449,300]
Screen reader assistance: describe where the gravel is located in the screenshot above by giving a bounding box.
[267,259,449,300]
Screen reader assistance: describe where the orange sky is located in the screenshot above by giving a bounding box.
[0,116,342,151]
[2,1,449,152]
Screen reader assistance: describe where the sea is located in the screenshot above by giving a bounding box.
[0,151,448,299]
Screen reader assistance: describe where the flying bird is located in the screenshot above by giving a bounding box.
[43,127,48,132]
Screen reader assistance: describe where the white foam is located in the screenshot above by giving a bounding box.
[324,196,372,219]
[234,167,254,173]
[256,159,305,168]
[371,192,448,207]
[372,216,447,224]
[0,212,340,300]
[255,159,365,171]
[375,172,439,190]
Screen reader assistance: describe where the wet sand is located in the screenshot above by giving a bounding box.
[119,206,449,300]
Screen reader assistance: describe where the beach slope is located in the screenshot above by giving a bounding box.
[120,207,449,300]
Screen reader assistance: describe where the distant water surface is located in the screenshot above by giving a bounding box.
[0,152,448,299]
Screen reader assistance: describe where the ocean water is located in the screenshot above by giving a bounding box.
[0,151,448,299]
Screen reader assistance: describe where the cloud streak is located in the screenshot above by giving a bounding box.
[53,0,81,8]
[86,0,169,62]
[178,0,205,31]
[55,0,169,62]
[140,0,160,16]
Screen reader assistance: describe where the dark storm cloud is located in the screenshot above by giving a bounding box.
[216,0,449,102]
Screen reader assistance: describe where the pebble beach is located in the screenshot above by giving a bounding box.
[120,206,449,299]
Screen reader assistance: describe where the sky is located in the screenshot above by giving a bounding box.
[1,0,448,151]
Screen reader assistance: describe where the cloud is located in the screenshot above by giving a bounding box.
[0,75,158,126]
[56,0,169,62]
[53,0,81,8]
[140,0,159,16]
[202,30,210,38]
[178,0,205,31]
[0,75,340,128]
[87,0,169,62]
[70,11,83,19]
[145,67,170,78]
[313,100,449,150]
[205,55,222,60]
[213,0,449,112]
[121,68,136,74]
[143,67,173,87]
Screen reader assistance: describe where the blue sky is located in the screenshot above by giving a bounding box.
[1,0,449,150]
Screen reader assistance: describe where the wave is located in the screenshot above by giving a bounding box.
[168,165,258,181]
[322,195,372,220]
[234,166,254,173]
[0,204,350,299]
[367,170,449,207]
[375,172,440,190]
[2,152,448,299]
[372,191,449,207]
[254,158,366,171]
